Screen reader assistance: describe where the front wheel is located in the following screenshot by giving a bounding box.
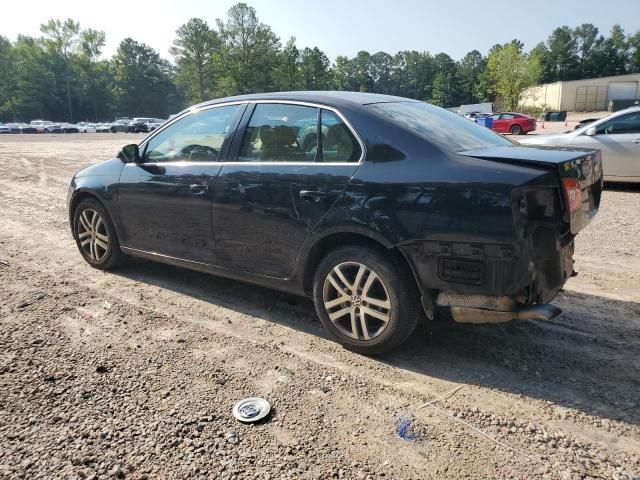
[73,198,125,270]
[312,246,420,355]
[510,124,522,135]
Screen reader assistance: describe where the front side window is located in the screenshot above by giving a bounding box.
[144,104,242,162]
[595,112,640,135]
[239,103,318,162]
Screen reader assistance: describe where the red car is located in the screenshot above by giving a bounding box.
[489,112,536,135]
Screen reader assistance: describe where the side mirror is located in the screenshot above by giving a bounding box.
[584,127,596,137]
[118,143,140,163]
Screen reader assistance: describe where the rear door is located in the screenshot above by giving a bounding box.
[116,103,245,263]
[212,102,363,278]
[572,111,640,179]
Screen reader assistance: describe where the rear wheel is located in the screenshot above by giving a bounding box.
[73,198,125,270]
[312,245,420,355]
[510,124,522,135]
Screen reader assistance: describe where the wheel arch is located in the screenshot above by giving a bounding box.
[69,189,111,235]
[299,229,418,298]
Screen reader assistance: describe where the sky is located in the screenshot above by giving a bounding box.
[1,0,639,62]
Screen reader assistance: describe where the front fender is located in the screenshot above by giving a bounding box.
[67,158,124,235]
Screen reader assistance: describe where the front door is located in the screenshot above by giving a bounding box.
[490,114,506,133]
[116,103,245,263]
[573,111,640,179]
[212,103,363,278]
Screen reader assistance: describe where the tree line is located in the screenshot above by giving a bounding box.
[1,3,639,123]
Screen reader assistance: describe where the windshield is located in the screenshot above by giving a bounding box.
[368,101,512,152]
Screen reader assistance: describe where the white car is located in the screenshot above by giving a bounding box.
[76,122,97,133]
[29,120,61,133]
[519,107,640,183]
[145,118,166,131]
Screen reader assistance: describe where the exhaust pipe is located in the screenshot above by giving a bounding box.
[437,291,562,324]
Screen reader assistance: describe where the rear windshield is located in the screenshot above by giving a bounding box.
[367,101,512,152]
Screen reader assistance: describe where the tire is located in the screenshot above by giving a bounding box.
[312,245,420,355]
[44,128,49,133]
[72,198,125,270]
[111,126,117,133]
[510,124,522,135]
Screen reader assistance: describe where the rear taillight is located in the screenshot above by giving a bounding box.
[562,178,583,213]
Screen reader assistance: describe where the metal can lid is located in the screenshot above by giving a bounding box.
[232,397,271,423]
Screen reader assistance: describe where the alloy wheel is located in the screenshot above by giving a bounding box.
[77,208,109,261]
[322,261,392,341]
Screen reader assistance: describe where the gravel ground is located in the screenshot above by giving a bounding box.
[0,134,639,479]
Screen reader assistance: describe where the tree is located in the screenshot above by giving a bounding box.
[573,24,599,77]
[170,18,219,103]
[547,26,578,80]
[40,18,81,121]
[0,36,18,121]
[630,31,640,73]
[430,53,459,107]
[530,42,554,83]
[369,51,394,94]
[11,35,58,120]
[276,37,300,90]
[487,43,542,111]
[112,38,181,117]
[299,47,330,90]
[458,50,488,104]
[216,3,281,94]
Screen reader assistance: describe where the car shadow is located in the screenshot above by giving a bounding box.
[114,258,640,427]
[604,182,640,193]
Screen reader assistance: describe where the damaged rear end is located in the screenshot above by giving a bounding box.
[433,145,603,323]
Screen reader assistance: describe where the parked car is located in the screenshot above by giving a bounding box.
[7,123,38,134]
[95,123,114,133]
[29,120,62,133]
[0,124,11,134]
[145,118,166,132]
[573,118,601,130]
[110,119,131,133]
[489,112,536,135]
[77,122,97,133]
[67,92,602,354]
[127,118,154,133]
[520,106,640,183]
[60,123,80,133]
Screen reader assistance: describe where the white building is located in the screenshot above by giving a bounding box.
[521,73,640,111]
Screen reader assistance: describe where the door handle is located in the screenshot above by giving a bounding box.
[189,184,209,195]
[299,190,327,202]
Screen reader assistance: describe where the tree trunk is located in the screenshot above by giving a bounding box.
[66,76,73,123]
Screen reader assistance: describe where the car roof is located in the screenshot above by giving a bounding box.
[193,91,420,110]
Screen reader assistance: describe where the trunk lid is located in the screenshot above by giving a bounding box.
[461,145,603,234]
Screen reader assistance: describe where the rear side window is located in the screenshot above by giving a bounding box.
[368,101,512,152]
[144,104,241,162]
[239,104,318,162]
[320,110,362,162]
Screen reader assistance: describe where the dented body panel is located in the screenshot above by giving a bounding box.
[67,92,602,318]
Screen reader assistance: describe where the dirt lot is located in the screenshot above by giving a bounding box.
[1,134,639,480]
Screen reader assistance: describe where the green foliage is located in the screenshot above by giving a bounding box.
[215,3,281,94]
[1,5,639,123]
[487,43,542,111]
[112,38,181,117]
[170,18,220,103]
